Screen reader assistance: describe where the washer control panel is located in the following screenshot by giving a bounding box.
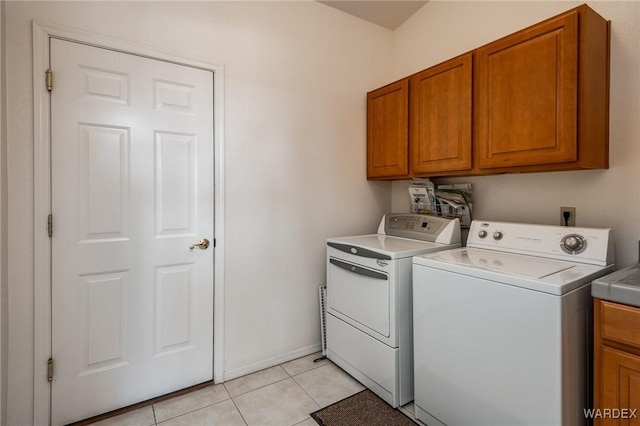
[467,221,613,266]
[477,229,506,241]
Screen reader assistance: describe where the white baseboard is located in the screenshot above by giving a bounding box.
[222,343,322,382]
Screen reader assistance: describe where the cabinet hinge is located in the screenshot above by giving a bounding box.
[47,358,54,382]
[47,214,53,238]
[45,68,53,92]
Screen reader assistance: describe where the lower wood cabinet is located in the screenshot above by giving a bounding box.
[594,299,640,425]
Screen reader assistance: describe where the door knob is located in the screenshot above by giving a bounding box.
[189,239,210,250]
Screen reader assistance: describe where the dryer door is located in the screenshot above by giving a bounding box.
[327,257,391,339]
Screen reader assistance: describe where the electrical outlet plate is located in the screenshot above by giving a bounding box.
[560,207,576,227]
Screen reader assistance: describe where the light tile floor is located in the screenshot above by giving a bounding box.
[89,353,366,426]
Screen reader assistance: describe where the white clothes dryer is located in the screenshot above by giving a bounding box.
[326,214,461,408]
[412,220,615,426]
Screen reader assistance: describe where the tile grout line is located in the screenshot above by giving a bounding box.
[279,363,324,426]
[284,358,332,410]
[223,365,294,399]
[228,395,250,426]
[151,404,158,426]
[290,374,322,412]
[227,358,329,426]
[282,362,331,381]
[153,386,235,424]
[281,358,332,409]
[154,394,246,426]
[229,375,293,397]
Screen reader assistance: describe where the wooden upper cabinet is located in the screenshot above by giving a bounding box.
[365,4,609,180]
[410,53,473,176]
[476,5,610,172]
[367,80,409,179]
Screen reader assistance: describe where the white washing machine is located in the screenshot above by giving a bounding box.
[412,220,615,426]
[326,214,461,408]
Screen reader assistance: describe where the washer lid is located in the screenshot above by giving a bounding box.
[451,249,574,279]
[414,248,613,295]
[327,234,458,259]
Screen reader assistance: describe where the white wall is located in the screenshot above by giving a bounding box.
[0,2,7,424]
[5,1,393,423]
[391,1,640,268]
[12,2,636,423]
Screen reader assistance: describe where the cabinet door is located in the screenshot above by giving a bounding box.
[410,53,472,175]
[476,11,578,169]
[599,346,640,425]
[367,80,409,179]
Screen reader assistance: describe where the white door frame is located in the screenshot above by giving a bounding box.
[32,20,226,425]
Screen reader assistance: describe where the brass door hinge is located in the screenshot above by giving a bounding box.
[48,214,53,237]
[45,69,53,92]
[47,358,54,381]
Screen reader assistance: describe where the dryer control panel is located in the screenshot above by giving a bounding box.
[379,214,461,245]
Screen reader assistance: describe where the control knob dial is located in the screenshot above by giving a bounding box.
[561,234,587,254]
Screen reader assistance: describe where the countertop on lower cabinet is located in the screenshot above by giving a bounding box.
[592,263,640,308]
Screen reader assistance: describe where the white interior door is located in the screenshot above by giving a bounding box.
[50,38,214,425]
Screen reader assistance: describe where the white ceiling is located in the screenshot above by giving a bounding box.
[318,1,428,30]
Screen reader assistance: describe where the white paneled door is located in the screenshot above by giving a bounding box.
[50,39,214,425]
